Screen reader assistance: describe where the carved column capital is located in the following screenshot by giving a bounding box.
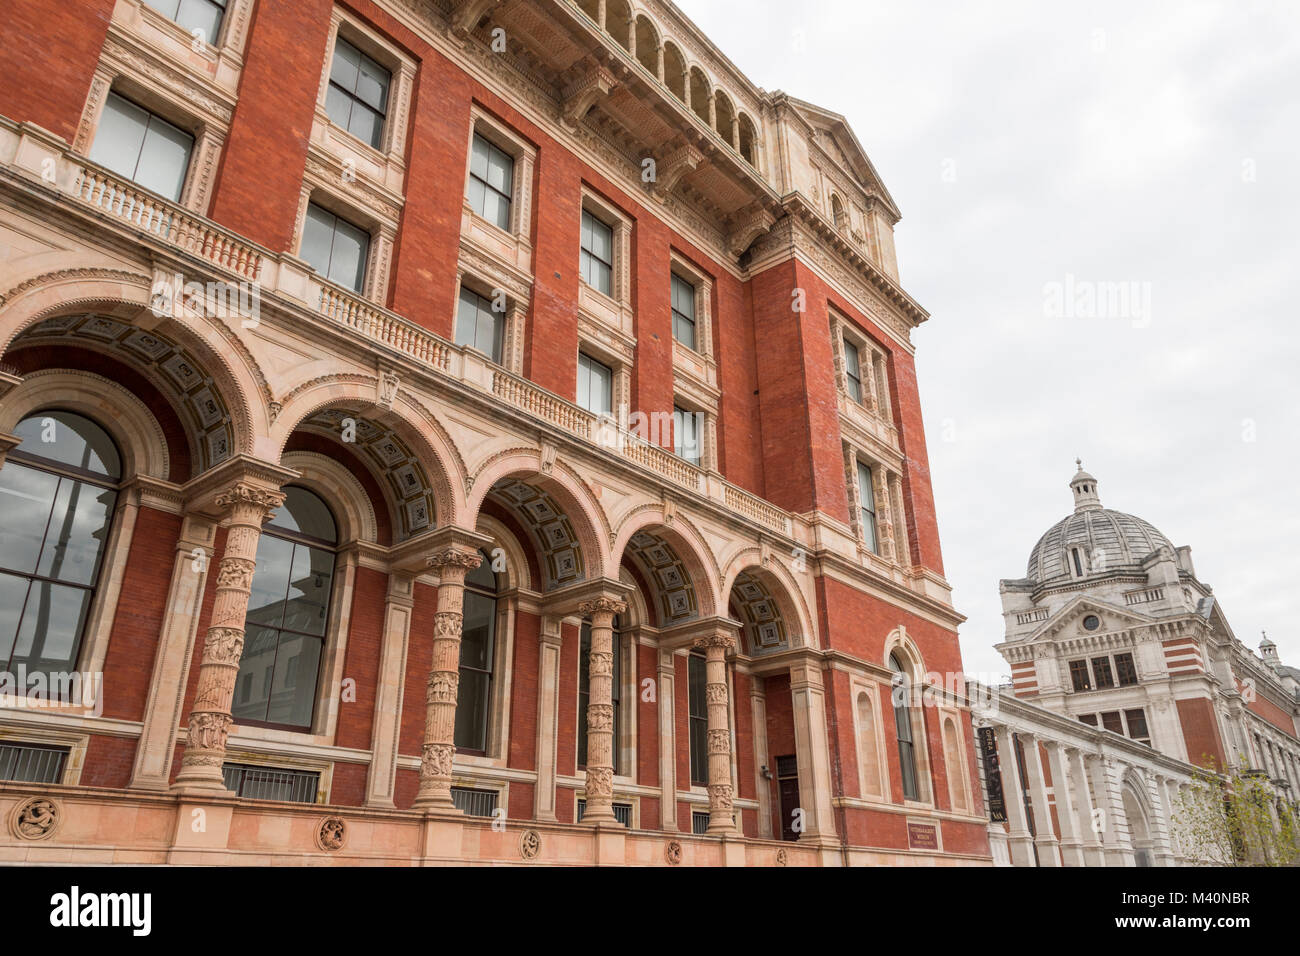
[426,546,483,574]
[579,596,627,623]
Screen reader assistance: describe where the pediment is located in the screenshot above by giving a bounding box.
[1026,594,1156,644]
[786,96,899,217]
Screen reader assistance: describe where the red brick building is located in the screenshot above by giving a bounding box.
[0,0,986,865]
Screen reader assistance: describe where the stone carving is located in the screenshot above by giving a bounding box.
[186,712,231,751]
[707,728,730,755]
[586,702,614,732]
[432,611,464,640]
[705,682,728,705]
[421,743,453,779]
[578,597,628,618]
[214,558,257,592]
[585,766,614,798]
[10,797,60,842]
[707,783,735,812]
[201,626,245,666]
[317,816,347,852]
[426,671,459,704]
[776,847,788,867]
[519,829,542,860]
[427,548,483,573]
[214,483,284,515]
[377,369,400,408]
[665,840,682,865]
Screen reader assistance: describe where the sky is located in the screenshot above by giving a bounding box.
[675,0,1300,680]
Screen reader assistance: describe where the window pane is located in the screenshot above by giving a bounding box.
[455,288,481,349]
[348,103,384,150]
[476,296,502,363]
[485,143,513,194]
[329,38,362,94]
[301,205,338,279]
[460,591,495,671]
[89,94,149,184]
[13,411,121,478]
[328,215,369,292]
[36,480,116,587]
[355,54,391,114]
[9,581,91,672]
[454,670,490,751]
[0,464,60,575]
[265,633,322,727]
[0,572,31,665]
[671,274,695,319]
[283,544,333,638]
[245,534,295,629]
[231,624,279,721]
[324,85,354,133]
[470,135,490,181]
[268,487,337,543]
[578,354,611,415]
[142,0,184,20]
[175,0,225,43]
[131,113,194,202]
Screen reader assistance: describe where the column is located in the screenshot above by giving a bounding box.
[131,513,217,789]
[412,545,483,811]
[789,658,839,845]
[707,91,717,128]
[532,613,564,821]
[657,647,678,831]
[364,571,414,807]
[1044,741,1085,866]
[751,677,774,839]
[994,724,1034,866]
[1069,747,1106,865]
[1021,733,1061,866]
[695,629,738,834]
[173,482,285,791]
[578,596,627,824]
[1089,754,1135,865]
[1147,773,1177,866]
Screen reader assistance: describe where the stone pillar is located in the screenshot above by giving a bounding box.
[533,614,564,822]
[1021,733,1061,866]
[173,482,285,791]
[657,647,678,831]
[578,596,627,824]
[994,724,1034,866]
[789,657,839,845]
[1090,754,1135,865]
[412,545,483,811]
[1070,747,1106,865]
[695,629,738,834]
[707,91,717,129]
[131,513,217,790]
[365,571,415,807]
[750,677,773,839]
[1044,741,1085,866]
[596,0,606,30]
[1147,773,1177,866]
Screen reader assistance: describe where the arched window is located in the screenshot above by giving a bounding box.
[943,716,968,812]
[831,194,847,232]
[890,652,920,801]
[0,412,120,682]
[856,691,882,798]
[455,549,497,753]
[577,614,622,773]
[234,487,337,729]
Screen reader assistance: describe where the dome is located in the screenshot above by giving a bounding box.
[1025,463,1175,583]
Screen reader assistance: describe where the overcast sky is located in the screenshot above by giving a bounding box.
[676,0,1300,680]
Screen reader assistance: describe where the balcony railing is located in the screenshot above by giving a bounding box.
[318,283,452,372]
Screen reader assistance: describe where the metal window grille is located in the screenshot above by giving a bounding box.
[0,743,68,784]
[691,811,711,835]
[576,799,632,827]
[451,786,499,818]
[221,763,320,803]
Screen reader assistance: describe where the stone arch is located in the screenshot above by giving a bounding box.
[883,625,926,679]
[279,449,380,545]
[612,507,721,623]
[0,264,264,462]
[270,378,467,539]
[856,688,885,799]
[1122,773,1154,866]
[606,0,633,50]
[467,450,611,592]
[942,713,970,812]
[0,368,170,482]
[689,67,712,124]
[721,551,816,653]
[714,89,736,145]
[738,112,759,166]
[474,512,535,594]
[633,13,660,77]
[575,0,599,23]
[663,41,688,103]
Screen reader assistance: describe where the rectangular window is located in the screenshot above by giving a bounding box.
[1100,711,1124,735]
[1068,659,1092,692]
[843,340,863,403]
[688,653,708,785]
[454,286,504,363]
[673,405,701,467]
[301,203,370,293]
[671,273,697,349]
[325,36,391,149]
[0,743,69,784]
[89,92,194,202]
[1078,713,1098,727]
[576,352,613,417]
[691,810,711,835]
[467,133,514,230]
[577,622,622,774]
[580,209,614,296]
[454,585,496,754]
[1124,709,1150,744]
[1114,653,1138,687]
[221,763,320,803]
[450,786,499,818]
[856,462,878,553]
[142,0,227,41]
[1091,656,1115,689]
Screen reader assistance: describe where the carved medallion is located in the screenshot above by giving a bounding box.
[776,848,789,867]
[665,840,683,866]
[9,796,60,842]
[519,829,542,860]
[317,816,347,852]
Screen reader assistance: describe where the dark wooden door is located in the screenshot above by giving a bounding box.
[776,755,800,841]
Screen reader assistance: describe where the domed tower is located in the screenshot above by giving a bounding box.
[994,463,1234,767]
